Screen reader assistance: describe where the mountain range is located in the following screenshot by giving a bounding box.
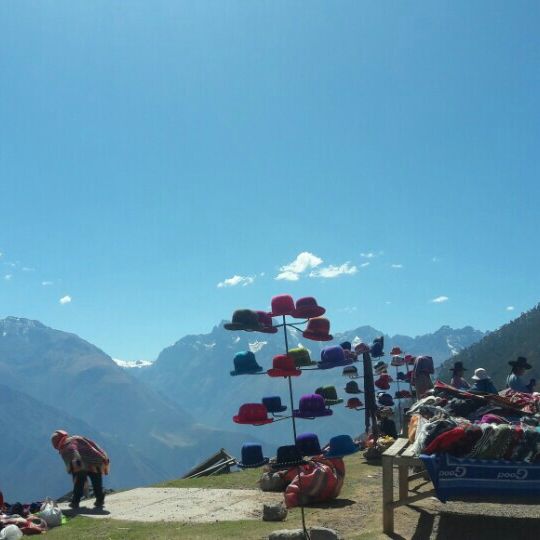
[0,315,486,501]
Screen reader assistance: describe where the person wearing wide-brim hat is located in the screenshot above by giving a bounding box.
[470,368,498,395]
[507,357,535,393]
[449,361,470,390]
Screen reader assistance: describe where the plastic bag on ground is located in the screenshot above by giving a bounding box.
[37,497,63,528]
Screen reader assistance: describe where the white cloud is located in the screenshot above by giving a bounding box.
[310,262,358,278]
[59,295,72,305]
[431,296,449,304]
[360,262,370,268]
[432,257,441,263]
[385,301,392,305]
[42,281,54,286]
[506,306,515,311]
[275,251,323,281]
[275,270,300,281]
[4,274,12,281]
[338,306,358,313]
[391,264,403,269]
[217,275,255,288]
[360,252,376,259]
[22,267,35,272]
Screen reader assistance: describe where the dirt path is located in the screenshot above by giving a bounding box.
[59,487,282,523]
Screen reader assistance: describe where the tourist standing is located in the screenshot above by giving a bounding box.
[450,362,470,389]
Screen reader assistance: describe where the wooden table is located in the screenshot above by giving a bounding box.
[382,438,436,535]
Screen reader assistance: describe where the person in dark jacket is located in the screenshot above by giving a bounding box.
[470,368,498,394]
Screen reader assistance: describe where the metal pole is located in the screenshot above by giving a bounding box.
[282,315,309,539]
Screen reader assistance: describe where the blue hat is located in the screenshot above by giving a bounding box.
[237,443,269,468]
[318,346,353,370]
[262,396,287,413]
[230,351,264,376]
[370,337,384,358]
[296,433,322,456]
[324,435,361,458]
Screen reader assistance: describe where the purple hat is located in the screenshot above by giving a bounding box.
[318,346,353,370]
[295,432,322,456]
[293,394,333,418]
[256,311,278,334]
[291,297,326,319]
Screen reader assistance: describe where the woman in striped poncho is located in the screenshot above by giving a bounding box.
[51,430,110,510]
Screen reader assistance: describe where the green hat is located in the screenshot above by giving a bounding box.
[288,347,317,367]
[314,385,343,406]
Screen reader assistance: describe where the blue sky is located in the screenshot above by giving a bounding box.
[1,1,539,359]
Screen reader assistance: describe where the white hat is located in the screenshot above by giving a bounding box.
[471,368,489,381]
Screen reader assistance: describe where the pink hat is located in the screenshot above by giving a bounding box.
[267,355,302,378]
[291,297,326,319]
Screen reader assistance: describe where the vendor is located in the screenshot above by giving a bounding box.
[470,368,498,394]
[506,357,535,393]
[450,361,470,389]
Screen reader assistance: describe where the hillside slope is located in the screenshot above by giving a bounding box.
[439,304,540,389]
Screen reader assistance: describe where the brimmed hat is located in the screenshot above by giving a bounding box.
[230,351,264,376]
[295,433,322,457]
[256,311,278,334]
[271,445,308,469]
[344,380,363,394]
[377,406,394,418]
[262,396,287,413]
[293,394,333,418]
[370,337,384,358]
[450,361,467,372]
[340,341,352,351]
[51,429,68,450]
[391,355,405,367]
[288,347,317,367]
[270,294,295,317]
[396,371,407,382]
[291,296,326,319]
[395,390,412,399]
[224,309,263,331]
[375,373,392,390]
[267,354,302,378]
[302,317,333,342]
[345,397,364,409]
[404,354,416,365]
[318,345,352,370]
[471,368,490,381]
[342,365,360,379]
[354,342,370,354]
[390,346,403,356]
[237,443,269,468]
[324,435,360,458]
[315,385,343,406]
[377,392,394,407]
[509,356,531,369]
[373,361,388,373]
[233,403,274,425]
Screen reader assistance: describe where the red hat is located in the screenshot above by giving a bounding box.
[267,354,302,378]
[291,297,326,319]
[390,346,403,356]
[270,295,295,317]
[233,403,274,425]
[405,355,416,365]
[256,311,278,334]
[51,429,68,449]
[354,342,370,354]
[302,317,333,342]
[345,397,364,409]
[375,374,392,390]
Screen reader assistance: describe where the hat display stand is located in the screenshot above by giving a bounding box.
[226,296,342,540]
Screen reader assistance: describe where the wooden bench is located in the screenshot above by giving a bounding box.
[382,437,435,535]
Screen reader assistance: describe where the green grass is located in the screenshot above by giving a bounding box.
[46,455,385,540]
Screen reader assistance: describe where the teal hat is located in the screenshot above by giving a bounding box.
[230,351,264,376]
